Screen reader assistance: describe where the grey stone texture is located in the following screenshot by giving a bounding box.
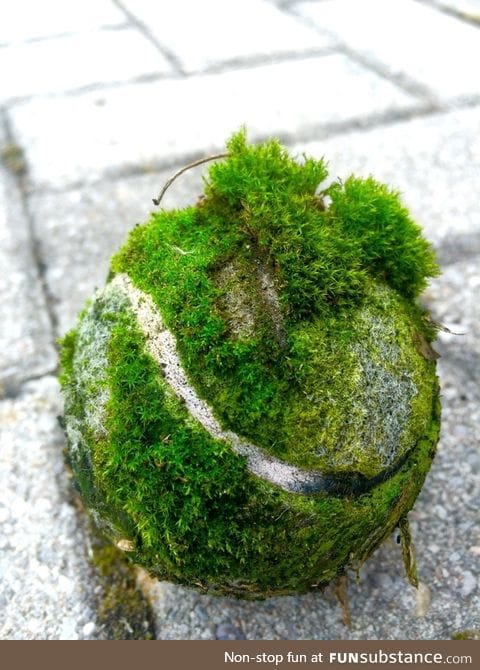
[296,0,480,102]
[0,0,478,640]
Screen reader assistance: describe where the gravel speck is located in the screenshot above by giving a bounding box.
[461,571,477,597]
[216,623,246,640]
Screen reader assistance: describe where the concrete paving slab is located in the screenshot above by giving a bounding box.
[296,0,480,102]
[0,376,99,639]
[0,133,56,390]
[0,0,126,45]
[8,53,418,190]
[120,0,332,73]
[0,29,172,102]
[291,106,480,261]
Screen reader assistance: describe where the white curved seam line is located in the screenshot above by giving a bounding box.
[111,273,325,493]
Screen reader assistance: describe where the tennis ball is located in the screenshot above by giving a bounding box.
[59,130,440,598]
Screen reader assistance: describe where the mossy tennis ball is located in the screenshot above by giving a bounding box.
[60,131,441,598]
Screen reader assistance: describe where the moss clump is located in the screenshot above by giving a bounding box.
[0,142,27,176]
[60,130,441,597]
[451,630,480,640]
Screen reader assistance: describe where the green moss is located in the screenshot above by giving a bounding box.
[0,142,26,176]
[61,298,439,596]
[110,132,438,477]
[60,130,441,597]
[280,283,436,476]
[58,328,77,386]
[91,536,155,639]
[451,629,480,640]
[325,176,439,299]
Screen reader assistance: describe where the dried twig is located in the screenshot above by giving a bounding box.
[152,153,229,206]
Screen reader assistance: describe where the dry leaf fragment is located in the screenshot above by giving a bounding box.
[399,516,419,588]
[415,582,431,618]
[334,574,352,629]
[413,331,441,361]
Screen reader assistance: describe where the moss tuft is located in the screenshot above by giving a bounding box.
[325,175,440,299]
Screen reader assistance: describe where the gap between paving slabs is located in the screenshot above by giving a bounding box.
[0,129,57,398]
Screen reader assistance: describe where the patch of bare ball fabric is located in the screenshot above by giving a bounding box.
[59,130,441,599]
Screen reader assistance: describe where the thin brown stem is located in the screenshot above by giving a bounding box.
[152,153,229,206]
[399,515,419,588]
[334,573,352,629]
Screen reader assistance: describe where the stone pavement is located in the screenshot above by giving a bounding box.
[0,0,478,640]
